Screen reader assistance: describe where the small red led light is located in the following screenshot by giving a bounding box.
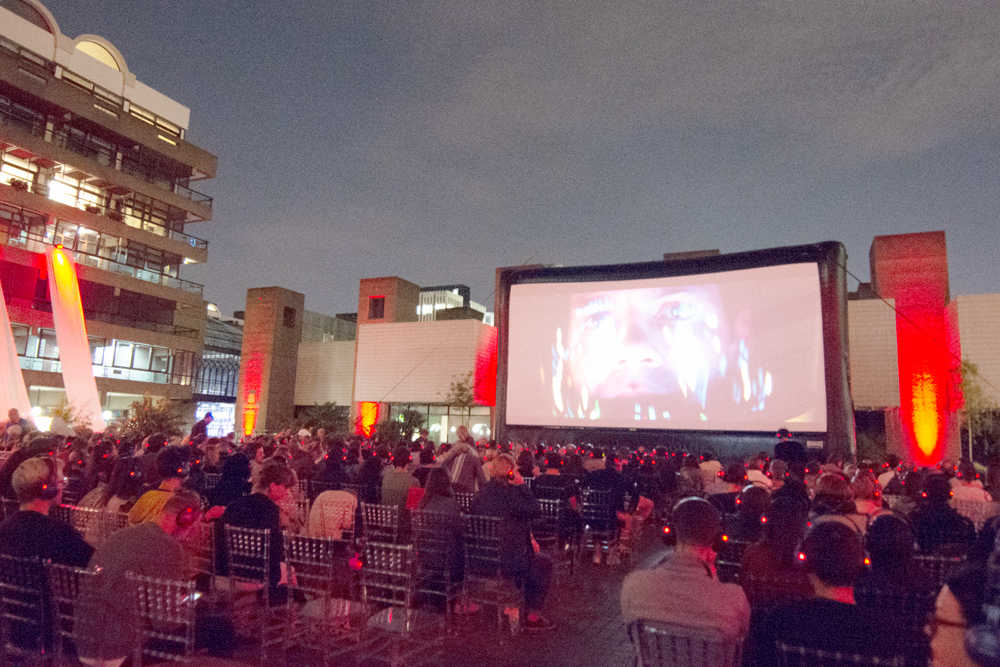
[721,535,729,542]
[797,552,806,561]
[663,526,670,534]
[864,558,871,565]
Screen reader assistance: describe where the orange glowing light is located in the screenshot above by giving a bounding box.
[911,371,940,459]
[358,401,379,437]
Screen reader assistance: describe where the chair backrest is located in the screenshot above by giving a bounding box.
[360,541,414,610]
[715,538,754,584]
[629,620,743,667]
[0,498,19,521]
[361,502,400,543]
[740,571,812,613]
[463,514,502,577]
[0,554,47,657]
[203,472,222,491]
[951,499,1000,531]
[411,509,461,575]
[60,505,101,539]
[286,533,353,595]
[46,562,102,663]
[311,493,356,541]
[223,524,271,584]
[914,553,966,592]
[454,492,474,512]
[776,642,905,667]
[581,488,616,528]
[126,572,197,664]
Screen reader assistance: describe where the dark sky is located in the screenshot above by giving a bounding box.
[43,1,1000,317]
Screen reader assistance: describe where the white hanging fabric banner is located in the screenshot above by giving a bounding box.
[0,275,31,417]
[46,247,106,431]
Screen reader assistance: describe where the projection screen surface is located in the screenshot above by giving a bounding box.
[505,262,827,433]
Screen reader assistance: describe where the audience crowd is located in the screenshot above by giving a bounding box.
[1,411,998,666]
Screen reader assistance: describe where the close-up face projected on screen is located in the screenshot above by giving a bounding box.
[505,263,827,433]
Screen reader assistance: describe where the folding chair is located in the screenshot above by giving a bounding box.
[221,525,282,663]
[0,555,48,667]
[715,537,754,584]
[629,619,743,667]
[532,498,575,578]
[126,572,198,665]
[776,642,904,666]
[580,488,618,564]
[203,473,222,492]
[284,534,362,666]
[454,493,474,513]
[309,491,357,542]
[411,509,464,626]
[47,562,104,667]
[914,553,966,592]
[361,502,402,544]
[462,514,523,634]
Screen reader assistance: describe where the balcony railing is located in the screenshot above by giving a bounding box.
[2,222,204,295]
[0,43,212,209]
[18,357,191,385]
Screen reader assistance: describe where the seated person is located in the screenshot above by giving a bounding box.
[414,468,465,609]
[952,460,992,502]
[756,520,909,665]
[219,463,296,602]
[723,484,770,543]
[621,497,749,642]
[854,514,936,665]
[75,490,202,667]
[381,445,419,508]
[128,448,189,525]
[911,474,976,553]
[308,486,357,540]
[927,563,988,667]
[0,455,94,565]
[411,446,437,488]
[470,454,555,630]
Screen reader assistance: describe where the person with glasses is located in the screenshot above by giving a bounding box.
[927,563,987,667]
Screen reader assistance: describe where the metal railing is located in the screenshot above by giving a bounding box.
[18,357,192,386]
[1,221,204,295]
[0,43,212,209]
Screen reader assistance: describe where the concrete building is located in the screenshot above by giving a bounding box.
[0,0,216,425]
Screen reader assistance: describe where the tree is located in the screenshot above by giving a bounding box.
[444,371,476,428]
[959,359,1000,461]
[113,393,185,441]
[297,402,349,437]
[373,406,425,445]
[50,398,93,438]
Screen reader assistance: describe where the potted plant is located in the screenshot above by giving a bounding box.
[8,178,29,192]
[85,204,101,214]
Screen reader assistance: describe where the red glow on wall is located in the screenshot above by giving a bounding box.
[242,354,263,436]
[474,325,498,406]
[358,401,379,437]
[872,232,952,467]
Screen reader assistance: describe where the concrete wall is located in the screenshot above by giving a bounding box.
[353,319,495,404]
[294,340,354,406]
[953,294,1000,403]
[236,287,303,433]
[847,299,900,409]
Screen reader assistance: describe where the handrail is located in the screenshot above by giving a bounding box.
[0,219,204,295]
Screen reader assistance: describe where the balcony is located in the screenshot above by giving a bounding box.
[0,84,213,212]
[1,216,204,295]
[19,357,191,385]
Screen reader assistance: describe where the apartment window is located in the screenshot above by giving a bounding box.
[38,329,59,359]
[88,337,106,365]
[368,296,385,320]
[113,341,134,367]
[11,324,29,356]
[283,306,296,328]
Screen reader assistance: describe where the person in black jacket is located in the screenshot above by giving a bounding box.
[470,454,554,630]
[218,462,295,603]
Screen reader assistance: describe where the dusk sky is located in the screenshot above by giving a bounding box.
[44,1,1000,318]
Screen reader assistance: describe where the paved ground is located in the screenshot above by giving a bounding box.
[259,525,668,667]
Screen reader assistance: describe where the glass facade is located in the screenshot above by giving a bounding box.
[11,322,194,385]
[386,404,493,443]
